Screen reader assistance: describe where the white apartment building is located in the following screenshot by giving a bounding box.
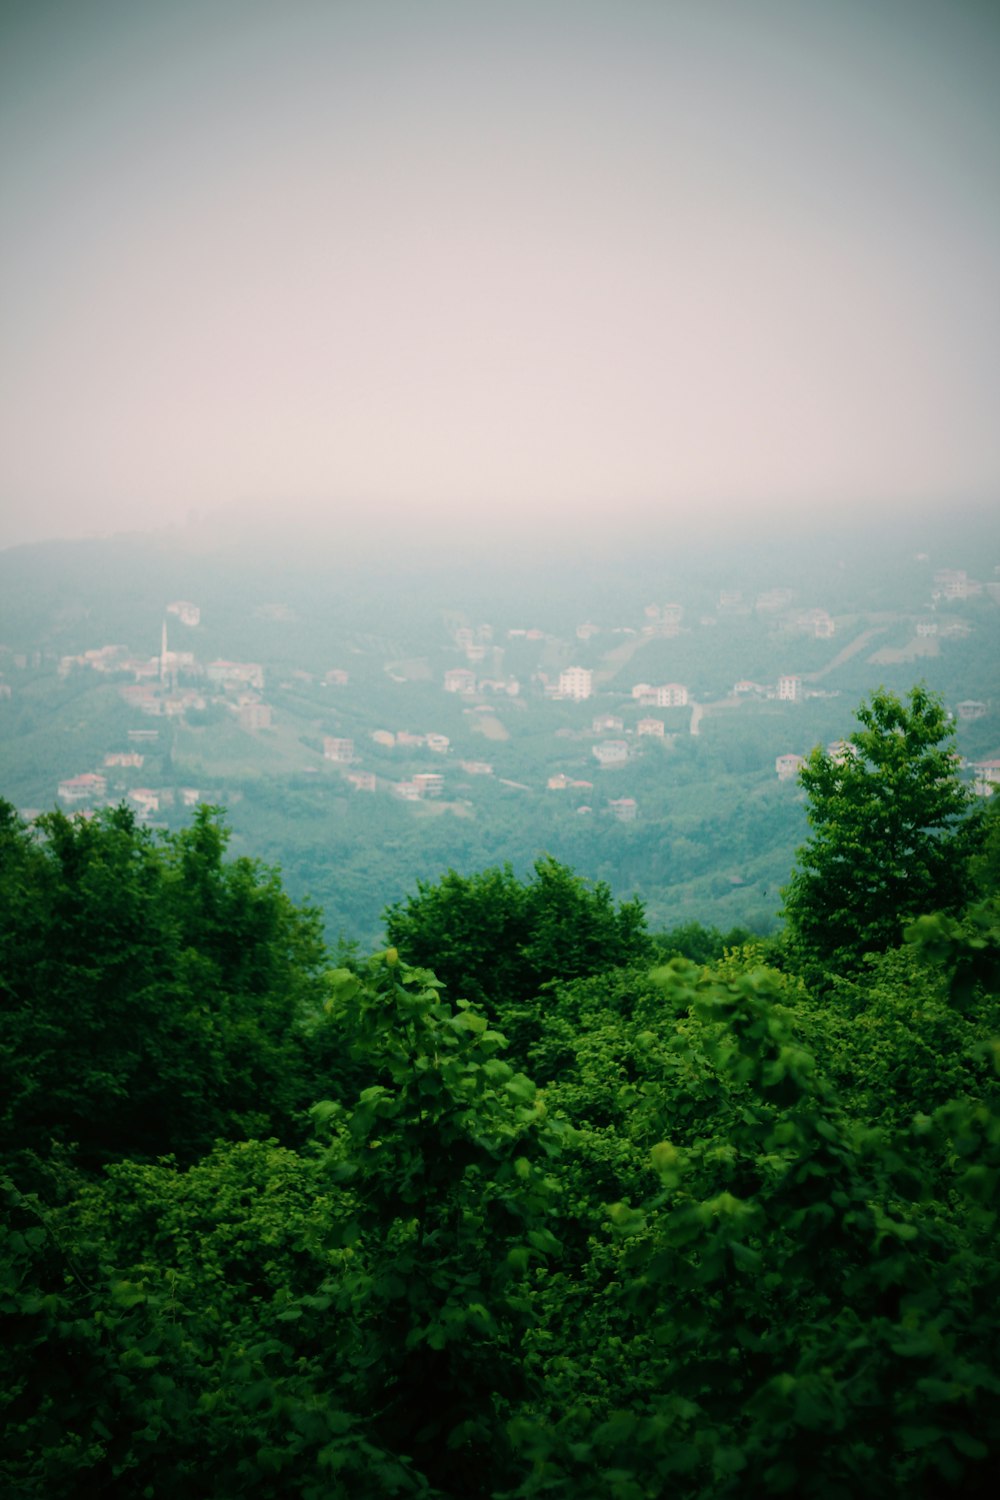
[558,666,593,701]
[652,683,689,708]
[413,772,444,797]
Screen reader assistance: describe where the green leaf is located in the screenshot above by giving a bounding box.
[451,1010,488,1035]
[526,1227,562,1256]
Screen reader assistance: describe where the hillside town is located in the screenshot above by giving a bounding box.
[5,554,997,831]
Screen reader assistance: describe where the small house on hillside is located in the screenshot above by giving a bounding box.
[593,740,629,768]
[58,772,107,805]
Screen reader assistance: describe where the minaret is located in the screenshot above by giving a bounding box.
[160,620,168,685]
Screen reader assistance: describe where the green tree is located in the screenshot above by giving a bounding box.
[383,856,650,1021]
[781,686,981,976]
[308,952,567,1496]
[0,801,326,1173]
[653,920,755,966]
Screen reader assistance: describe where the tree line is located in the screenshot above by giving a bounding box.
[2,686,999,1497]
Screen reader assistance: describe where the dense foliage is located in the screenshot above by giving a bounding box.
[0,801,326,1172]
[384,856,651,1017]
[2,689,998,1497]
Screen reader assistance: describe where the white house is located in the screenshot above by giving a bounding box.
[58,772,107,804]
[776,753,805,781]
[592,740,629,768]
[971,760,1000,796]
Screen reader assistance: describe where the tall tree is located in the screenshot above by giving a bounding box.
[781,685,981,974]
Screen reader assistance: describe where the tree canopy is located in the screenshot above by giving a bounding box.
[3,701,1000,1497]
[383,855,651,1017]
[0,800,326,1171]
[781,685,982,974]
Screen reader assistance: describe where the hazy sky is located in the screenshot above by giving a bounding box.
[2,0,998,548]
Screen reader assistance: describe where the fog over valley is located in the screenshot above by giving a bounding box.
[2,509,997,946]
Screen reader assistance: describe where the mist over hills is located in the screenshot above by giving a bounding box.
[1,503,997,946]
[3,494,997,625]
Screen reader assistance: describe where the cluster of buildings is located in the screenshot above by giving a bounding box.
[538,672,694,708]
[51,602,277,816]
[929,566,1000,606]
[57,768,201,819]
[57,605,285,735]
[451,623,497,664]
[639,603,685,635]
[733,676,805,703]
[933,569,983,602]
[775,736,1000,798]
[366,730,451,753]
[25,556,999,828]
